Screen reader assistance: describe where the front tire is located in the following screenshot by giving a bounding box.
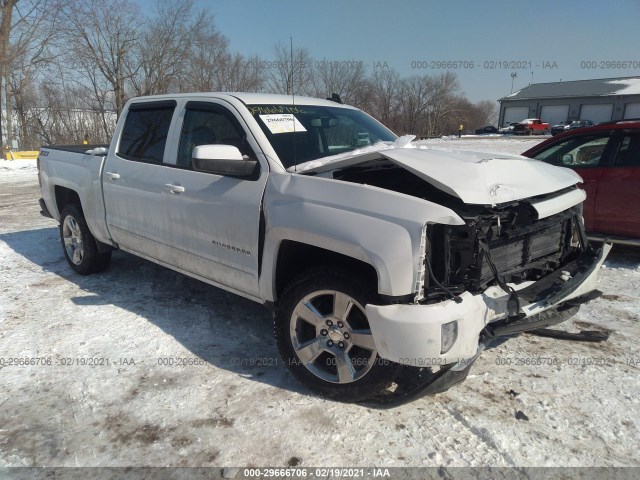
[274,268,400,402]
[60,204,111,275]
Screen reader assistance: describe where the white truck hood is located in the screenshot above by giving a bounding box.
[292,145,583,206]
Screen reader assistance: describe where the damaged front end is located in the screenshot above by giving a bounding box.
[365,189,611,407]
[425,193,584,306]
[299,146,611,405]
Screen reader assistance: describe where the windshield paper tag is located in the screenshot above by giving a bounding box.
[259,114,307,134]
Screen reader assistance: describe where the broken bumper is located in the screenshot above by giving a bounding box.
[366,243,611,365]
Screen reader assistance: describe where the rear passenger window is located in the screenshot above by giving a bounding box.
[614,134,640,167]
[117,103,175,163]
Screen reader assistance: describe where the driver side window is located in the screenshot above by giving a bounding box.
[533,135,611,168]
[177,106,252,169]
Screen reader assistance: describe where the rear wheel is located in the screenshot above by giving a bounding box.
[274,268,400,402]
[60,204,111,275]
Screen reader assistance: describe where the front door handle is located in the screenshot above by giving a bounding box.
[105,172,120,180]
[165,184,185,194]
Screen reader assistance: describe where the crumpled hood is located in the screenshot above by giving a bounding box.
[296,146,583,206]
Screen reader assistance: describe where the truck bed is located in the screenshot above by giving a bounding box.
[38,143,111,243]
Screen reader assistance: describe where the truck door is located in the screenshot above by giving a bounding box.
[102,100,176,260]
[592,130,640,238]
[162,101,268,298]
[530,132,615,231]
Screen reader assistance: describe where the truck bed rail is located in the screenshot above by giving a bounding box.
[41,144,109,154]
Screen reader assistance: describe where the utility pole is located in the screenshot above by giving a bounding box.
[510,72,517,93]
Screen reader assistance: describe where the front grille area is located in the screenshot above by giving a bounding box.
[427,205,580,298]
[477,221,565,285]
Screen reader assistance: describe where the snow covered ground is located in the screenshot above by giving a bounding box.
[0,158,38,180]
[0,139,639,468]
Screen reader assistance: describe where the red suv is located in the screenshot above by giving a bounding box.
[522,120,640,243]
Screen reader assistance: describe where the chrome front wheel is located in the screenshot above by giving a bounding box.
[290,289,378,384]
[275,268,400,402]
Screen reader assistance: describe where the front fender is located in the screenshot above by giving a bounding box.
[260,173,464,301]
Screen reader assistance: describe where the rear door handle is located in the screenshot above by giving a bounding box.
[105,172,120,180]
[165,184,185,194]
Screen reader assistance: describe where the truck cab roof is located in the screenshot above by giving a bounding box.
[126,92,357,109]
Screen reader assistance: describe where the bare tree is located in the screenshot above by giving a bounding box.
[395,74,434,136]
[423,72,462,136]
[214,53,264,92]
[180,22,230,92]
[1,0,62,149]
[311,58,367,106]
[33,72,116,145]
[129,0,209,96]
[9,0,64,149]
[63,0,141,116]
[472,100,498,126]
[1,0,496,150]
[266,42,313,95]
[361,68,400,127]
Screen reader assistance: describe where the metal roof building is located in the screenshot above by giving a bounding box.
[498,76,640,128]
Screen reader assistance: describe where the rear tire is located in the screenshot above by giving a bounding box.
[274,268,400,402]
[59,204,112,275]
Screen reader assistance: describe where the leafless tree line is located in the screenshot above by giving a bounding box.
[0,0,496,150]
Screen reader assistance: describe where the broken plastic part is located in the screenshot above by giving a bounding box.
[529,328,610,342]
[477,233,524,320]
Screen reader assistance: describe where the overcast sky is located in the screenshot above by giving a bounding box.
[138,0,640,103]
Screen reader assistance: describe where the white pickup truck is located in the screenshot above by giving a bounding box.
[38,93,611,405]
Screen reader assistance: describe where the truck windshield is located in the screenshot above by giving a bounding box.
[248,104,396,169]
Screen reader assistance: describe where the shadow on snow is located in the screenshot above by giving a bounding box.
[0,226,307,397]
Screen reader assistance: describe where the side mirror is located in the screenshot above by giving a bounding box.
[192,145,258,177]
[562,153,574,165]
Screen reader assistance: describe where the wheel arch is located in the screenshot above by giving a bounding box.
[54,185,114,253]
[273,241,379,302]
[54,185,82,217]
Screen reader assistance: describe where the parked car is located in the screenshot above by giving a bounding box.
[499,122,517,134]
[474,125,498,135]
[513,118,550,135]
[567,120,595,130]
[37,93,610,404]
[550,121,571,136]
[523,120,640,243]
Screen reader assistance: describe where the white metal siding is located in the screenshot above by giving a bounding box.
[579,104,613,123]
[503,106,529,125]
[540,105,569,126]
[623,103,640,119]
